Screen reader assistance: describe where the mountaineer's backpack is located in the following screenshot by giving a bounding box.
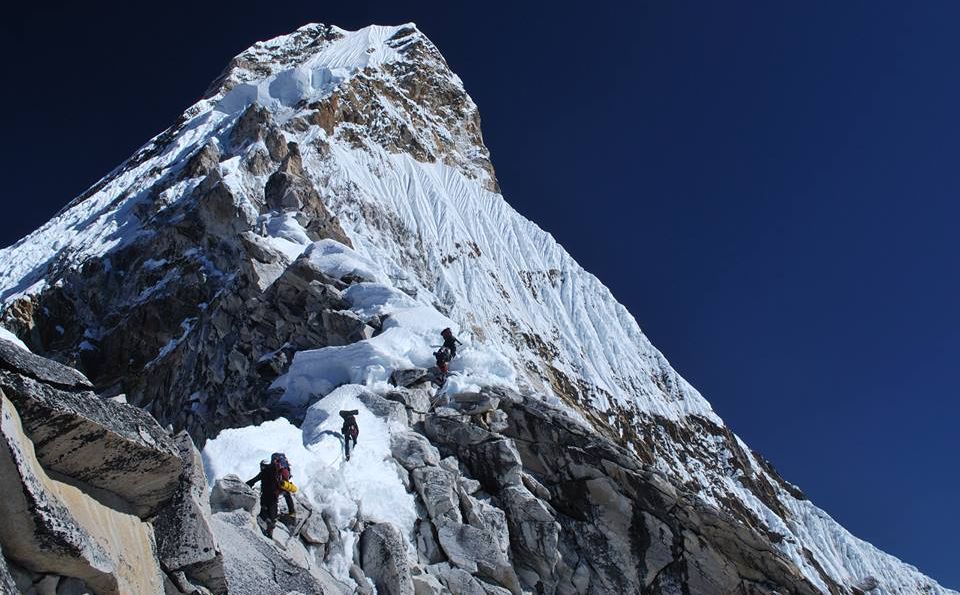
[271,452,292,482]
[339,410,360,439]
[434,346,452,364]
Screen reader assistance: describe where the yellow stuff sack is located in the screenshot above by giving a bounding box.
[280,480,298,493]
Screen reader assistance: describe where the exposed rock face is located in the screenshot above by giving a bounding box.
[154,432,223,590]
[389,389,822,595]
[502,393,823,595]
[209,510,344,595]
[0,393,165,595]
[0,341,182,518]
[359,523,415,595]
[340,383,813,594]
[0,349,241,595]
[391,430,441,471]
[0,544,17,594]
[210,474,258,514]
[0,340,93,389]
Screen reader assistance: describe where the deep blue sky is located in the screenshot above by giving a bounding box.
[2,1,957,587]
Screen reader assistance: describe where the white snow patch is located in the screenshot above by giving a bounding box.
[304,240,384,284]
[214,25,410,117]
[272,264,515,409]
[259,213,312,261]
[0,328,29,351]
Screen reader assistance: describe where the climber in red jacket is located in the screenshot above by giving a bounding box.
[247,453,296,538]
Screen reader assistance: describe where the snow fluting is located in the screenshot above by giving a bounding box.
[0,21,953,595]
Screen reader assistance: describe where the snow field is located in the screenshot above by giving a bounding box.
[202,384,416,583]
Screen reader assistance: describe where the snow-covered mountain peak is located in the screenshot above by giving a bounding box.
[0,22,954,595]
[200,23,436,116]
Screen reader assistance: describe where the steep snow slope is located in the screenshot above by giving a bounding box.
[0,23,952,595]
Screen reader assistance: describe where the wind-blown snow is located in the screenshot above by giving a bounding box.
[304,240,385,285]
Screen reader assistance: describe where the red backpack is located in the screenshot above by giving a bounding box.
[271,452,291,482]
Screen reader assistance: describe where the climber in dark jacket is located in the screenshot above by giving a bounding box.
[340,410,359,460]
[440,327,461,359]
[247,457,296,538]
[434,327,462,380]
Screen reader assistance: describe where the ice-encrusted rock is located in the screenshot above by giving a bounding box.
[209,475,258,514]
[359,523,415,595]
[0,393,165,595]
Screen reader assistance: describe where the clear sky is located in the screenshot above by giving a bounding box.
[2,1,956,587]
